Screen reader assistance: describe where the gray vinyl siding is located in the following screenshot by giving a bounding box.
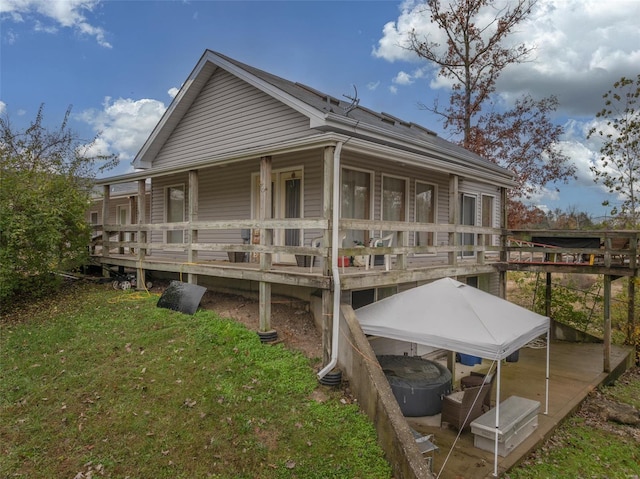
[341,154,452,266]
[90,195,151,225]
[149,149,325,261]
[153,69,314,168]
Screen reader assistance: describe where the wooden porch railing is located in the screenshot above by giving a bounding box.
[90,218,504,268]
[90,221,639,276]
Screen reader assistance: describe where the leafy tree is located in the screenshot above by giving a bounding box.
[407,0,575,224]
[0,105,117,303]
[588,74,640,228]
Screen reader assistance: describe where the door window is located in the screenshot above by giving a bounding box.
[341,168,371,245]
[415,181,435,247]
[166,185,185,244]
[460,194,476,257]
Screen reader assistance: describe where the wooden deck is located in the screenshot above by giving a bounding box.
[406,341,633,479]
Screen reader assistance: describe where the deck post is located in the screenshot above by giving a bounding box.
[499,187,508,298]
[187,169,199,285]
[258,156,274,336]
[322,289,333,365]
[322,146,334,275]
[396,230,407,270]
[604,274,612,372]
[259,281,272,333]
[545,273,553,338]
[259,156,273,270]
[101,184,110,266]
[136,179,146,289]
[448,174,459,266]
[628,278,636,345]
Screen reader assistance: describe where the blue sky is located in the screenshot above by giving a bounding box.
[2,0,639,219]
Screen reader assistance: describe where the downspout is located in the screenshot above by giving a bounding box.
[317,141,343,380]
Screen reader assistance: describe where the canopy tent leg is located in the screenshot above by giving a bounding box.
[545,330,550,415]
[493,360,501,477]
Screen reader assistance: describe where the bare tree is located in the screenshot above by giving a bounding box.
[407,0,576,223]
[588,74,640,228]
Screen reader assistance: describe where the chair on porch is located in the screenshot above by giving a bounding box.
[365,233,394,271]
[441,383,491,432]
[460,370,495,411]
[310,232,347,273]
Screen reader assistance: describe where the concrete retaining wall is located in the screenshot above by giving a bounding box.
[337,304,434,479]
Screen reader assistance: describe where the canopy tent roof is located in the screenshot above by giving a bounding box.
[355,277,549,359]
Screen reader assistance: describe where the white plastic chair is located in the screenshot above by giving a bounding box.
[310,232,347,273]
[310,237,323,273]
[366,233,394,271]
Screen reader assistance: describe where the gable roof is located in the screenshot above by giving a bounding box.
[131,50,513,184]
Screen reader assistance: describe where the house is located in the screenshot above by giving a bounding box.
[93,49,517,375]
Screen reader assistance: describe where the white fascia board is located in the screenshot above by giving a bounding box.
[133,54,215,168]
[134,51,327,168]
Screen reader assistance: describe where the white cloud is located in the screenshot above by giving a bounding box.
[0,0,111,48]
[0,101,6,115]
[389,85,398,95]
[366,81,380,91]
[373,0,640,117]
[167,87,180,99]
[78,97,167,164]
[393,71,414,86]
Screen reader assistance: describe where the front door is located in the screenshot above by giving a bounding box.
[253,169,303,264]
[276,170,303,263]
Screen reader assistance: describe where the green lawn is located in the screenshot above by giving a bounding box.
[0,283,392,479]
[508,367,640,479]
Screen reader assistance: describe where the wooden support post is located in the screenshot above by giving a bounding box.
[259,156,272,271]
[499,187,508,299]
[396,230,407,270]
[545,273,552,317]
[448,174,459,266]
[187,170,199,285]
[628,278,636,345]
[604,274,612,373]
[447,351,456,384]
[136,179,146,289]
[545,272,554,339]
[259,281,271,333]
[101,184,110,266]
[322,147,334,276]
[258,156,274,338]
[322,289,333,365]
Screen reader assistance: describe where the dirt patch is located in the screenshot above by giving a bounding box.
[576,366,640,440]
[198,289,324,362]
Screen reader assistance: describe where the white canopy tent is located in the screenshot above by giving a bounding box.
[355,277,550,477]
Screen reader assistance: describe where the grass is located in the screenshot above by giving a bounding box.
[507,368,640,479]
[507,417,640,479]
[0,283,392,479]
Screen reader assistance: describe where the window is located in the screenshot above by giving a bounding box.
[382,175,407,223]
[90,211,98,225]
[482,194,495,248]
[341,168,371,246]
[166,185,185,243]
[459,193,476,257]
[282,173,302,248]
[415,181,436,248]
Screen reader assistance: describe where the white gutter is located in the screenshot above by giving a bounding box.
[317,141,343,380]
